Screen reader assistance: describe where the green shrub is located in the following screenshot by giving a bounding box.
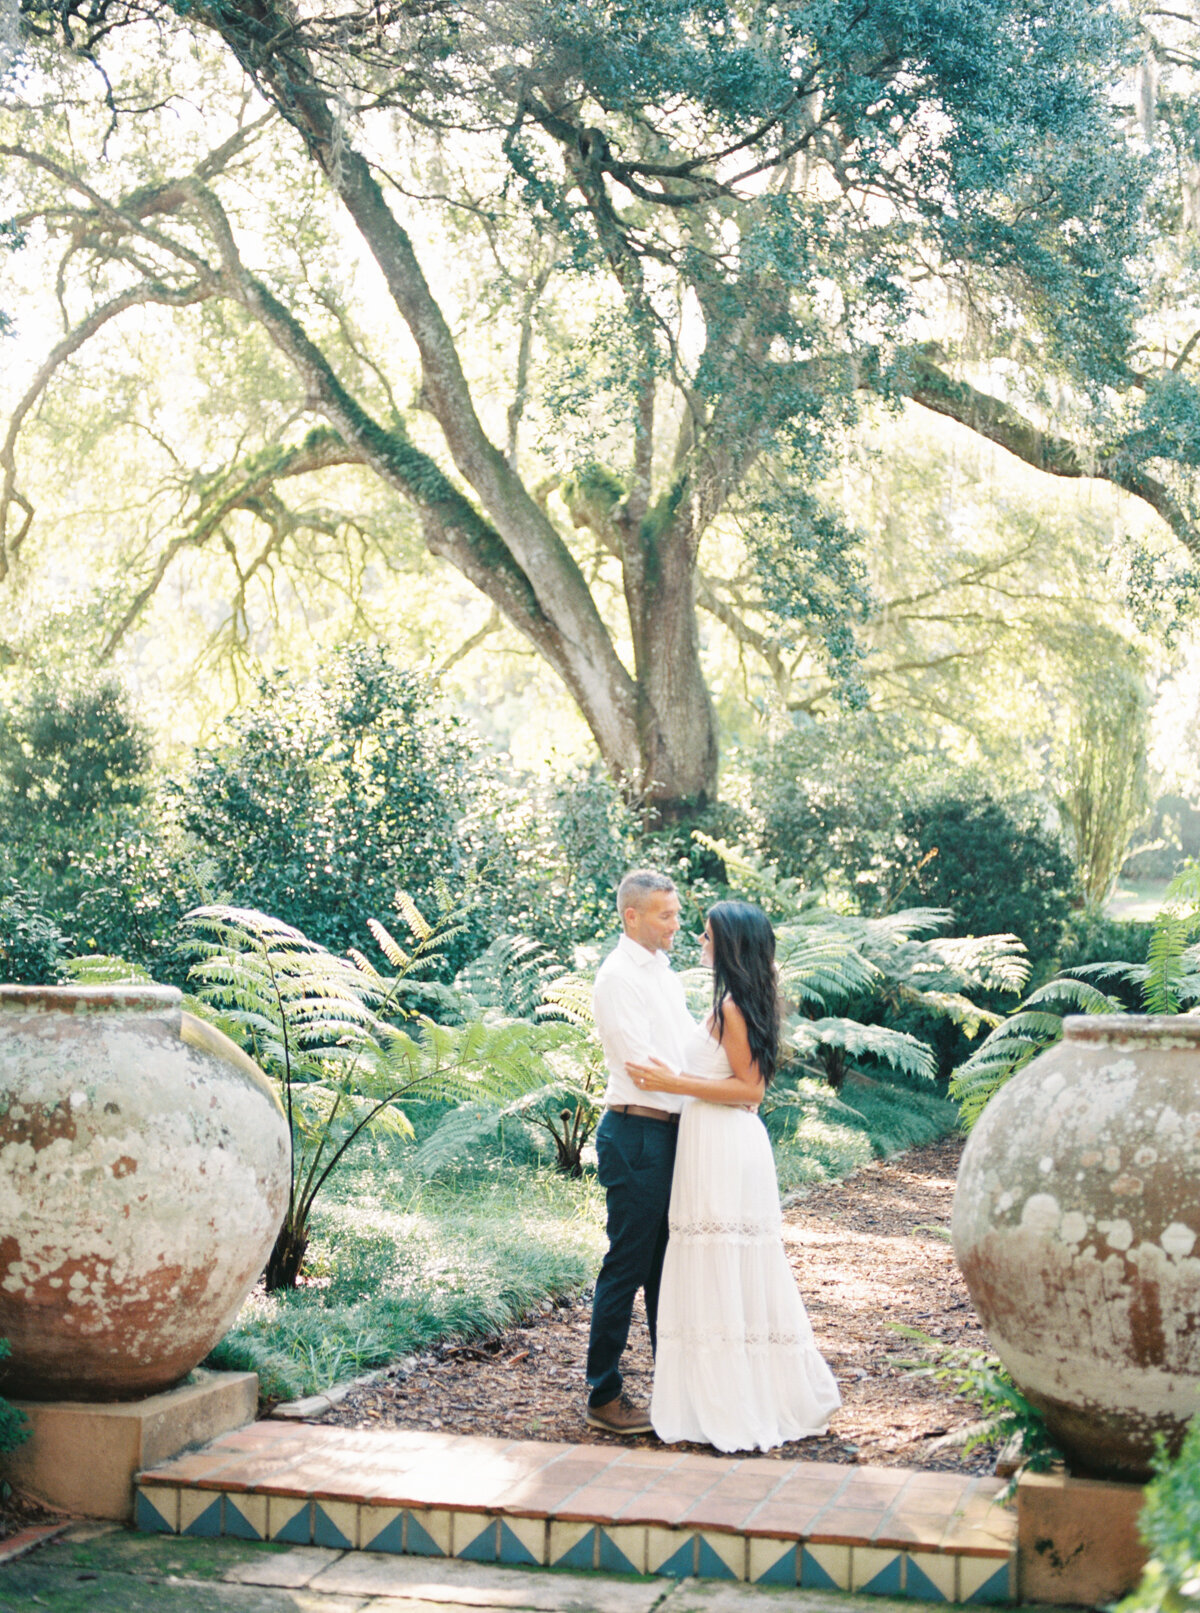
[757,720,1076,975]
[895,791,1075,973]
[0,674,150,855]
[1120,1415,1200,1613]
[0,1340,30,1455]
[0,885,66,983]
[175,647,484,965]
[66,833,206,987]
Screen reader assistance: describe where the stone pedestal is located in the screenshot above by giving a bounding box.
[1017,1469,1148,1605]
[1,1370,257,1520]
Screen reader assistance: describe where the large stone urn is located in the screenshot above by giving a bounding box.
[952,1014,1200,1481]
[0,984,290,1401]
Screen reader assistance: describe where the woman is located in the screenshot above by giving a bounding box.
[627,900,840,1453]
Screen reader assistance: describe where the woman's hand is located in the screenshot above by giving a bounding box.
[626,1056,679,1094]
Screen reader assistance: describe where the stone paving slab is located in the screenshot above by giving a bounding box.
[136,1423,1016,1603]
[0,1524,977,1613]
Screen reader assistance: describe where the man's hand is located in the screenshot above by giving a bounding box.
[627,1056,678,1093]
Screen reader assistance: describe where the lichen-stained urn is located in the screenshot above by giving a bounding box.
[952,1015,1200,1481]
[0,985,289,1401]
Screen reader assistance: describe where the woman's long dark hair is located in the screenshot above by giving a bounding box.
[708,900,781,1085]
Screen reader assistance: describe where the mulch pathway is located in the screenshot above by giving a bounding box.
[319,1134,999,1474]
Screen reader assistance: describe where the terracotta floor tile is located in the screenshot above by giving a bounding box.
[742,1500,830,1539]
[899,1471,973,1493]
[612,1489,711,1526]
[786,1460,850,1481]
[209,1425,299,1452]
[590,1465,659,1493]
[543,1455,620,1479]
[836,1482,911,1511]
[639,1468,721,1495]
[702,1473,787,1503]
[871,1510,953,1551]
[847,1464,911,1484]
[674,1454,727,1472]
[893,1481,974,1513]
[679,1497,761,1530]
[940,1517,1016,1554]
[494,1484,590,1517]
[769,1473,850,1507]
[556,1485,644,1522]
[807,1505,892,1545]
[610,1448,686,1470]
[493,1439,579,1466]
[139,1449,244,1484]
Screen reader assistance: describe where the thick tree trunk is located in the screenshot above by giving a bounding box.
[630,533,720,816]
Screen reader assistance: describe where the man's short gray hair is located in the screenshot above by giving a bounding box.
[616,868,677,915]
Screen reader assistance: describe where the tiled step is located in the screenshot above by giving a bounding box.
[136,1423,1015,1603]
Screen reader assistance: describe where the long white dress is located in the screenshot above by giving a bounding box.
[650,1021,842,1452]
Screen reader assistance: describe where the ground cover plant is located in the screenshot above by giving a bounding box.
[204,1075,958,1402]
[204,1156,606,1404]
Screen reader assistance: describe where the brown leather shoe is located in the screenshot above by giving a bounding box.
[585,1393,654,1435]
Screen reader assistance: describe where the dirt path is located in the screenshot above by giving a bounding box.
[319,1135,996,1473]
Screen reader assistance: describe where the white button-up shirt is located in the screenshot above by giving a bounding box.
[592,934,695,1112]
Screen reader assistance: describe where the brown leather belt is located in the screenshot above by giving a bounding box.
[607,1104,680,1124]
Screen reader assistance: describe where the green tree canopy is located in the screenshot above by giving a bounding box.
[2,0,1196,811]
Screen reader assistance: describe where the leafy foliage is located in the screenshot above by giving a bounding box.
[0,1339,29,1455]
[890,1330,1061,1491]
[0,884,66,984]
[1143,863,1200,1015]
[1,0,1177,815]
[176,648,483,964]
[951,869,1200,1127]
[702,834,1027,1094]
[1120,1415,1200,1613]
[949,975,1124,1130]
[754,725,1076,972]
[0,674,150,845]
[183,900,602,1286]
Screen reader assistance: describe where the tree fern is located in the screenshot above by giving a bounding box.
[950,976,1126,1129]
[1143,862,1200,1014]
[181,898,495,1288]
[454,933,566,1019]
[788,1019,937,1085]
[706,836,1026,1095]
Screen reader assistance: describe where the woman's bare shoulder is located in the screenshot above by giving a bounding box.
[718,998,750,1039]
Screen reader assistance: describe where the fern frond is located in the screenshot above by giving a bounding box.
[366,918,411,971]
[394,890,433,943]
[537,972,596,1027]
[788,1017,937,1082]
[62,954,154,984]
[692,832,819,919]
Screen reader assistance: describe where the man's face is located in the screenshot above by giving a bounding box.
[624,891,682,953]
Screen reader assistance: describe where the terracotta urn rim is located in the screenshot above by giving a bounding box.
[0,983,181,1013]
[1062,1012,1200,1047]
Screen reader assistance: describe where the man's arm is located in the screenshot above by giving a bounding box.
[593,972,660,1069]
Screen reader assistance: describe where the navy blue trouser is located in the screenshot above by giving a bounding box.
[586,1108,677,1408]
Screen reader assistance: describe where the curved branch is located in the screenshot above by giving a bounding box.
[98,429,367,658]
[0,277,212,576]
[906,350,1198,557]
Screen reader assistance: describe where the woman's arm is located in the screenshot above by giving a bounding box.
[627,1002,765,1107]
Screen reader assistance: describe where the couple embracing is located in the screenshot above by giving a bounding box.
[584,869,841,1453]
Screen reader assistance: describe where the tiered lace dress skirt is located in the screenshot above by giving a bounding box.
[650,1024,842,1452]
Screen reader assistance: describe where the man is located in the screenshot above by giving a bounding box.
[585,869,695,1434]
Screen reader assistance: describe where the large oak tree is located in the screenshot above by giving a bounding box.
[3,0,1198,812]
